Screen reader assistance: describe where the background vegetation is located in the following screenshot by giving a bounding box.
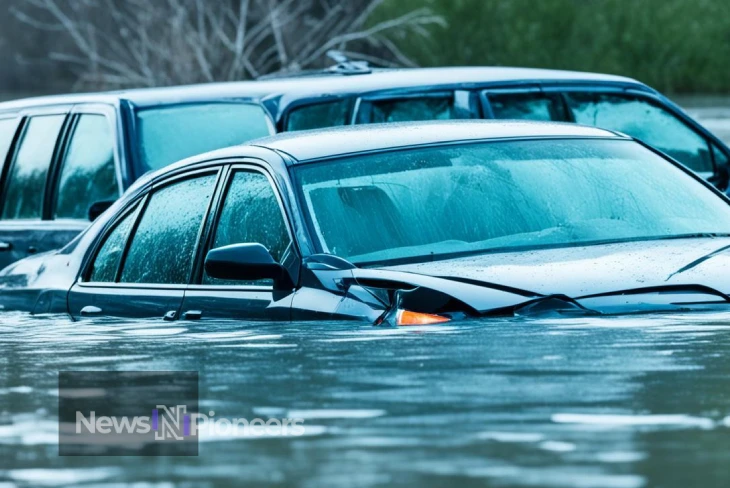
[372,0,730,94]
[1,0,730,97]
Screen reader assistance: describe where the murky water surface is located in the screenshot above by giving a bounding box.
[3,102,730,487]
[2,312,730,487]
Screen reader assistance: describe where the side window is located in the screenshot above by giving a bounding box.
[565,93,713,172]
[0,118,18,174]
[120,174,217,284]
[203,170,290,285]
[488,92,567,121]
[363,96,457,123]
[56,114,119,219]
[1,115,66,220]
[286,100,349,131]
[88,204,140,282]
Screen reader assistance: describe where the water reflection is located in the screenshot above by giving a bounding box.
[1,312,730,486]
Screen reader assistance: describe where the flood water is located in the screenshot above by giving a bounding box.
[3,102,730,487]
[3,312,730,487]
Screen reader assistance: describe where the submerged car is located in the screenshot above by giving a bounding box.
[4,121,730,324]
[1,64,728,268]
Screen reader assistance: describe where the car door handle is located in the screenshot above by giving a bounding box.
[27,246,38,255]
[163,310,177,321]
[80,305,102,316]
[182,310,202,320]
[0,242,11,252]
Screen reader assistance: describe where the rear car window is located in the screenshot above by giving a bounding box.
[1,115,66,220]
[364,96,457,123]
[286,99,349,131]
[488,92,567,121]
[136,103,272,172]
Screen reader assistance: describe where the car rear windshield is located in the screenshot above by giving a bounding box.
[136,102,272,172]
[295,138,730,264]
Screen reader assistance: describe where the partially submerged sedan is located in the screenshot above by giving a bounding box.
[4,121,730,324]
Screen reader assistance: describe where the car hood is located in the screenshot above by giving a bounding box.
[373,237,730,315]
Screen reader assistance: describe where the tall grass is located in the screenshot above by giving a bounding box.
[373,0,730,94]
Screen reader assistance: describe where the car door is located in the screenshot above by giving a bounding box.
[68,169,221,319]
[179,165,297,321]
[0,109,70,269]
[48,105,123,251]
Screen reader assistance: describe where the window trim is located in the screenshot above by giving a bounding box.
[188,162,297,291]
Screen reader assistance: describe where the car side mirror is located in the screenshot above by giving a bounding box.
[88,200,116,221]
[204,243,293,289]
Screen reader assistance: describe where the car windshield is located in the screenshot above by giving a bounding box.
[136,102,272,171]
[294,138,730,265]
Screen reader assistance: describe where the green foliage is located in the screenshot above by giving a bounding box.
[372,0,730,93]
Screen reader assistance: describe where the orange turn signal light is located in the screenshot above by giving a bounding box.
[396,310,451,326]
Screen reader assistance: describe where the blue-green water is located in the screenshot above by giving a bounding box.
[2,312,730,487]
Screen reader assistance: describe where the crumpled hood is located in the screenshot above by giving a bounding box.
[383,238,730,308]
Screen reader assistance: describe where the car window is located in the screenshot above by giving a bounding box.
[565,93,713,172]
[1,115,66,220]
[203,170,290,286]
[56,114,119,220]
[136,103,272,172]
[88,204,140,282]
[488,92,567,121]
[364,96,457,123]
[0,118,18,173]
[120,174,217,284]
[286,99,349,131]
[295,139,730,264]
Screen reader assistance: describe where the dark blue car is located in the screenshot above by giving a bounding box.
[4,121,730,324]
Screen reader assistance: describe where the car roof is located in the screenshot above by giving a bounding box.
[248,120,628,162]
[0,66,643,112]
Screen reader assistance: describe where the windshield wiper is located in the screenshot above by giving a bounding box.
[666,241,730,280]
[579,283,730,302]
[645,233,730,241]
